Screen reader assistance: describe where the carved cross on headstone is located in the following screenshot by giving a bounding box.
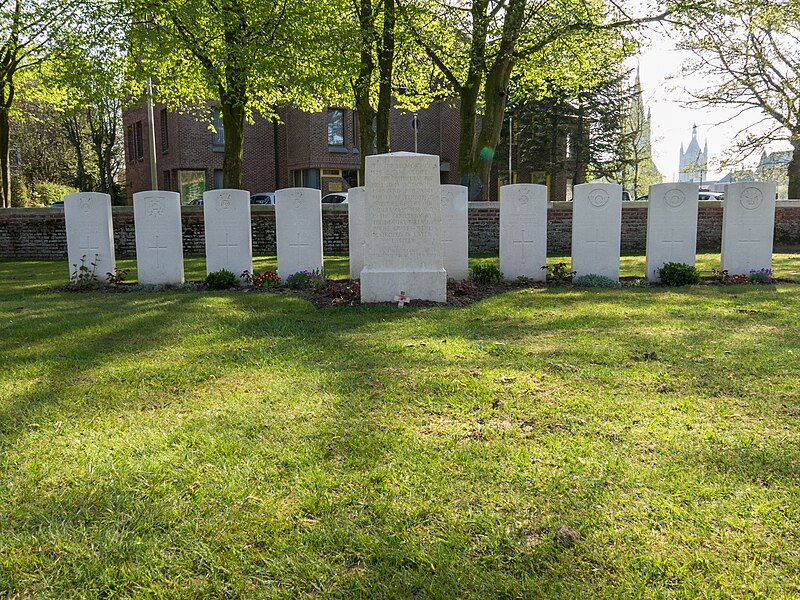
[218,231,238,265]
[79,233,100,260]
[512,226,535,265]
[586,227,609,252]
[738,225,762,263]
[289,231,310,252]
[661,227,684,259]
[149,235,168,268]
[393,291,409,308]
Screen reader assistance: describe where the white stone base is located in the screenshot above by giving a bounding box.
[360,268,447,303]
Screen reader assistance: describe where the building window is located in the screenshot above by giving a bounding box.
[212,108,225,151]
[214,169,224,189]
[160,109,169,154]
[126,125,134,162]
[163,170,172,191]
[497,171,518,197]
[177,170,206,205]
[127,121,144,163]
[327,108,345,147]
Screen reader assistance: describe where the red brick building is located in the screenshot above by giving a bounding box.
[123,101,576,203]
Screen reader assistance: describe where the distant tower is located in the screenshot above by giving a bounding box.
[679,125,708,182]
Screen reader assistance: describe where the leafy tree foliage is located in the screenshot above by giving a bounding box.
[128,0,342,188]
[682,0,800,197]
[0,0,88,207]
[402,0,706,200]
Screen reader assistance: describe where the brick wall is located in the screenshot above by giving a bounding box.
[2,201,799,261]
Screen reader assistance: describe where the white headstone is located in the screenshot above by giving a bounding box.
[133,191,184,285]
[275,187,323,281]
[64,192,115,282]
[645,183,699,282]
[499,184,548,281]
[571,183,622,280]
[203,189,252,281]
[348,186,366,280]
[440,184,469,281]
[361,152,446,303]
[721,182,776,275]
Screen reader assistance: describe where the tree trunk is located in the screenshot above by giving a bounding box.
[221,99,245,189]
[353,0,376,175]
[0,105,11,208]
[572,96,588,188]
[788,136,800,200]
[456,0,489,199]
[64,115,89,191]
[376,0,394,154]
[0,72,14,207]
[467,0,523,201]
[471,60,513,201]
[457,82,481,199]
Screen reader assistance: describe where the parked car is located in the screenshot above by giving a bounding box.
[699,191,724,201]
[321,192,348,204]
[251,192,275,205]
[49,201,64,207]
[189,197,203,205]
[622,190,633,202]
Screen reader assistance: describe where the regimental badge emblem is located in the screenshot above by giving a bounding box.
[664,189,686,208]
[741,187,763,210]
[217,192,232,212]
[519,194,530,207]
[589,189,610,208]
[146,196,164,217]
[442,192,452,209]
[291,190,303,209]
[80,196,92,213]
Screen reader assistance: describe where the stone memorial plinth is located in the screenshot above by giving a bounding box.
[646,183,699,282]
[133,191,184,285]
[440,184,469,281]
[721,182,776,275]
[275,187,323,281]
[203,189,252,281]
[64,192,115,282]
[572,183,622,280]
[499,184,548,281]
[361,152,446,303]
[348,186,366,280]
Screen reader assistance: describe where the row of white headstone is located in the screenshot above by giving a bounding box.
[500,180,776,283]
[63,182,469,289]
[64,152,776,301]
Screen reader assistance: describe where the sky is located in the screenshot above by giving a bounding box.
[635,25,791,181]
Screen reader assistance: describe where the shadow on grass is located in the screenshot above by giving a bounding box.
[2,261,800,596]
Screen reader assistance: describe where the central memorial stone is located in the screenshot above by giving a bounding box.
[360,152,446,303]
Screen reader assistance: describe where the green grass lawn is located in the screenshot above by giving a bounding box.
[1,254,800,598]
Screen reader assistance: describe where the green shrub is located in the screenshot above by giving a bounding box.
[205,269,238,290]
[542,262,575,283]
[658,262,700,286]
[471,262,503,284]
[573,274,619,288]
[32,181,78,206]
